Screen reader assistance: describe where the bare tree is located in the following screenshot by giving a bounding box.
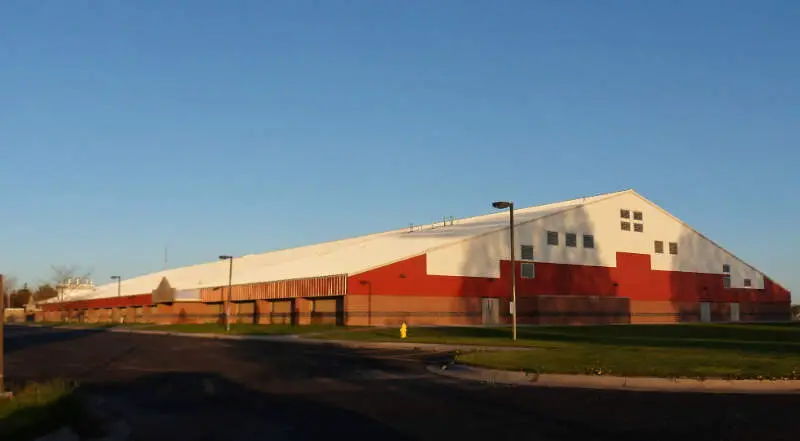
[2,275,16,308]
[50,265,93,320]
[33,284,59,302]
[51,264,92,285]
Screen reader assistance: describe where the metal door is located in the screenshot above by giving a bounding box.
[237,301,256,324]
[311,298,338,325]
[272,300,293,325]
[481,298,500,325]
[730,303,740,322]
[700,302,711,322]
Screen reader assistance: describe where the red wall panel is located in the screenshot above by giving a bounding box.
[42,251,790,312]
[349,252,790,305]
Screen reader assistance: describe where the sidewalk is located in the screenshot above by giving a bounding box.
[428,363,800,394]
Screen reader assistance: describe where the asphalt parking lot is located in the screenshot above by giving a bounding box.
[4,326,799,441]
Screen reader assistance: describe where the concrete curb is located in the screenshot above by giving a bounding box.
[428,364,800,394]
[308,338,532,352]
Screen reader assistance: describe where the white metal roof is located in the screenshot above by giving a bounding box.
[52,190,628,302]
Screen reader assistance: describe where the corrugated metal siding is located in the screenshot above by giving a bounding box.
[43,294,153,311]
[200,274,347,302]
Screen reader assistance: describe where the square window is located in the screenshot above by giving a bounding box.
[583,234,594,249]
[546,231,559,246]
[620,209,630,219]
[621,221,631,231]
[633,211,643,221]
[722,264,730,273]
[723,275,731,289]
[634,223,644,233]
[521,262,535,279]
[744,278,752,287]
[565,233,577,247]
[654,241,664,254]
[669,242,678,255]
[520,245,534,261]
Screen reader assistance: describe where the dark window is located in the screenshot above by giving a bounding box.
[654,241,664,254]
[620,209,630,219]
[669,242,678,255]
[723,275,731,289]
[521,262,535,279]
[722,264,730,273]
[634,223,644,232]
[633,211,643,221]
[565,233,577,247]
[520,245,534,261]
[744,278,752,287]
[546,231,559,246]
[583,234,594,249]
[621,221,631,231]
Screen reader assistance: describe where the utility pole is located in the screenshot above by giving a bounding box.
[1,274,6,394]
[492,201,517,341]
[218,256,234,332]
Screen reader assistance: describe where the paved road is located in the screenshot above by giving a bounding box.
[4,326,799,441]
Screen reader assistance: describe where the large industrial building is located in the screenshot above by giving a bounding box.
[41,190,791,326]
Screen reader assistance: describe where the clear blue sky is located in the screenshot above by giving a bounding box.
[1,1,797,299]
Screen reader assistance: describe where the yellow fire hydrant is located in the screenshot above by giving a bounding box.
[400,321,408,339]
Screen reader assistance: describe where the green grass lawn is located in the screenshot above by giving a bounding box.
[0,380,82,441]
[313,323,800,379]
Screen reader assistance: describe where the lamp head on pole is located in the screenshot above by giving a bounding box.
[110,276,120,281]
[492,201,512,210]
[219,255,233,261]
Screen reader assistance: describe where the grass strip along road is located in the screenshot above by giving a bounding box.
[28,322,800,380]
[315,323,800,380]
[0,379,85,441]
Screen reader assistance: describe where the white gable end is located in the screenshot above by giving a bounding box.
[427,190,765,290]
[582,191,764,289]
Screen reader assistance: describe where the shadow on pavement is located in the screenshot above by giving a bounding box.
[3,326,99,355]
[6,328,800,441]
[78,371,408,441]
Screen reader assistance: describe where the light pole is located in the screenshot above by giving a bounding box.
[1,274,6,395]
[359,280,372,326]
[110,276,121,297]
[110,276,122,324]
[492,201,517,342]
[219,255,234,332]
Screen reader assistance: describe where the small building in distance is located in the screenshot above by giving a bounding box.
[40,189,791,326]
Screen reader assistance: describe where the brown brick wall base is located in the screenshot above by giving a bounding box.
[630,300,791,324]
[32,297,790,327]
[345,294,485,326]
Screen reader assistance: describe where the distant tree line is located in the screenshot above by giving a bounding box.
[3,264,92,309]
[3,278,59,308]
